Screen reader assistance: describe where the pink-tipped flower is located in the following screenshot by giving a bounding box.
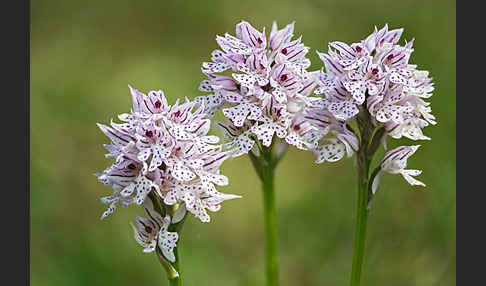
[96,85,240,260]
[196,20,322,156]
[314,24,436,142]
[196,20,356,164]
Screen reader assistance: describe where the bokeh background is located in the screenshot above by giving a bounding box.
[31,0,456,285]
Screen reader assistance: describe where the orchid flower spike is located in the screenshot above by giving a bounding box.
[317,25,437,286]
[195,20,349,161]
[95,85,241,262]
[312,24,436,165]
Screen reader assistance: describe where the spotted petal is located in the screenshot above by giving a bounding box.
[250,123,286,147]
[389,71,409,85]
[172,162,196,182]
[343,80,366,104]
[222,104,252,127]
[202,62,230,73]
[135,176,153,205]
[314,140,346,163]
[328,100,359,120]
[148,145,165,172]
[199,80,214,92]
[233,73,256,88]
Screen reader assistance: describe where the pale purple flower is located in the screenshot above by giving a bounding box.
[310,24,436,166]
[96,85,240,261]
[97,85,239,220]
[314,24,436,140]
[197,20,321,157]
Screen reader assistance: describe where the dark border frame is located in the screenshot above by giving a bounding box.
[1,0,29,284]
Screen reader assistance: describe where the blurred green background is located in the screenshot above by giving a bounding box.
[30,0,456,285]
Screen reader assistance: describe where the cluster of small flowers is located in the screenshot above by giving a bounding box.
[95,23,436,261]
[195,21,350,163]
[96,86,240,261]
[312,24,436,185]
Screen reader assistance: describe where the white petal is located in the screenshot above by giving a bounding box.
[161,247,176,263]
[343,80,366,104]
[100,202,116,220]
[389,71,409,85]
[170,125,193,140]
[222,104,251,127]
[315,141,346,163]
[137,148,152,162]
[172,162,196,182]
[231,133,255,157]
[148,146,164,172]
[163,188,178,205]
[121,184,136,197]
[135,176,153,205]
[201,135,220,144]
[328,100,359,120]
[401,169,426,186]
[202,61,230,73]
[143,240,157,253]
[233,73,256,88]
[250,123,276,147]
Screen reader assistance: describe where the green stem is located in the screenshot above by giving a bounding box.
[167,205,184,286]
[350,135,372,286]
[350,178,369,285]
[156,245,181,286]
[262,165,278,286]
[249,143,280,286]
[168,246,182,286]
